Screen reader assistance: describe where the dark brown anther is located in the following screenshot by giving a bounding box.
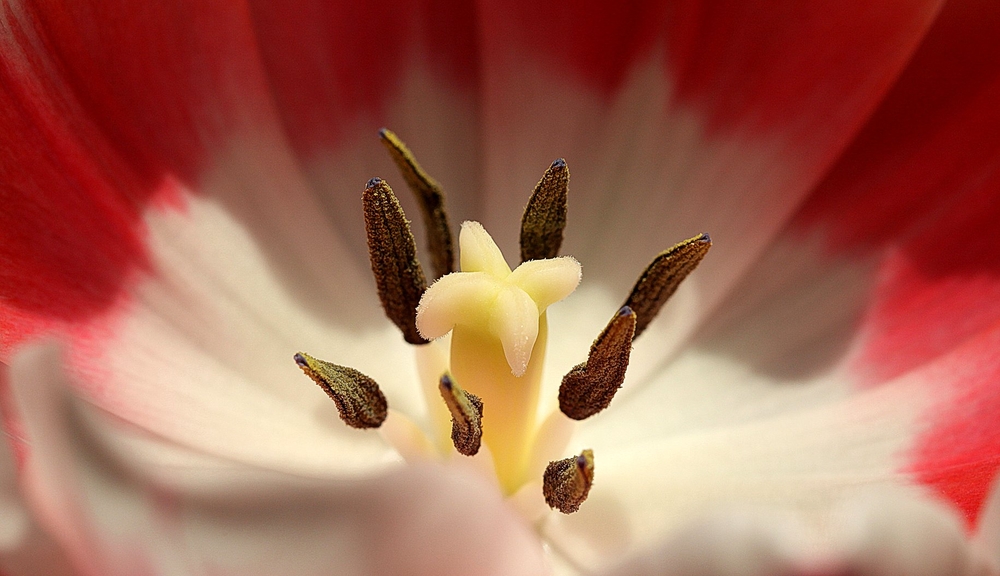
[520,158,569,263]
[624,233,712,338]
[294,352,388,429]
[543,449,595,514]
[379,128,455,280]
[363,177,429,344]
[559,306,636,420]
[438,374,483,456]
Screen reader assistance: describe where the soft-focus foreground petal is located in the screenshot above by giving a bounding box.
[975,475,1000,568]
[537,1,1000,561]
[599,490,993,576]
[246,0,484,266]
[5,343,547,576]
[597,509,811,576]
[0,366,75,576]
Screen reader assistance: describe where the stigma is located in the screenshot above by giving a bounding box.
[416,221,581,377]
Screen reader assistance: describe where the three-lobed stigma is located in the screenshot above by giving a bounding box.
[294,129,711,513]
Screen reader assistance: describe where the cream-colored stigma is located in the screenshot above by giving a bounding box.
[415,220,580,493]
[416,221,581,377]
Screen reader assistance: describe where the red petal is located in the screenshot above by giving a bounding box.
[247,0,480,156]
[479,0,941,131]
[794,0,1000,527]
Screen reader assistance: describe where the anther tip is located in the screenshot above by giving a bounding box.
[551,158,567,169]
[699,232,711,243]
[366,177,383,189]
[378,127,389,138]
[576,454,588,468]
[293,353,309,368]
[617,305,634,317]
[440,373,453,390]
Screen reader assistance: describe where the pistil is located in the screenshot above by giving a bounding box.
[417,221,581,493]
[292,128,713,516]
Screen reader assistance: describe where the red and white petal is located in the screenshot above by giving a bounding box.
[595,509,812,576]
[0,0,284,350]
[7,343,549,576]
[65,189,441,476]
[550,317,1000,568]
[246,0,485,268]
[790,0,1000,525]
[473,0,941,361]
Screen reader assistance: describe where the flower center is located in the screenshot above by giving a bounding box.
[295,129,711,512]
[416,220,581,491]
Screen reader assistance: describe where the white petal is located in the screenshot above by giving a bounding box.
[509,257,583,311]
[7,342,549,576]
[460,221,513,278]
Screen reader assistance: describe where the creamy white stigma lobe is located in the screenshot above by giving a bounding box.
[416,221,581,377]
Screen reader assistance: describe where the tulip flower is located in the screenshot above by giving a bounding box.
[2,0,1000,575]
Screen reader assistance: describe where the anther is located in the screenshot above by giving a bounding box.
[363,177,429,344]
[379,128,455,280]
[438,374,484,456]
[520,158,569,263]
[559,306,636,420]
[294,352,388,429]
[543,449,595,514]
[624,233,711,338]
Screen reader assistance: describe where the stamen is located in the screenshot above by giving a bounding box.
[438,374,484,456]
[543,449,595,514]
[558,306,636,420]
[294,352,388,429]
[520,158,569,263]
[379,128,455,280]
[624,233,712,338]
[363,177,429,345]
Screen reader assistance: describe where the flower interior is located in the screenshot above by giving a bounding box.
[295,129,711,512]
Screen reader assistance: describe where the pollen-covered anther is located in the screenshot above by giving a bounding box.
[543,449,595,514]
[363,177,429,345]
[559,306,636,420]
[379,128,455,279]
[625,233,712,338]
[438,374,483,456]
[520,158,569,263]
[294,352,387,429]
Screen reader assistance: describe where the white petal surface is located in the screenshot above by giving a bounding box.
[8,343,549,576]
